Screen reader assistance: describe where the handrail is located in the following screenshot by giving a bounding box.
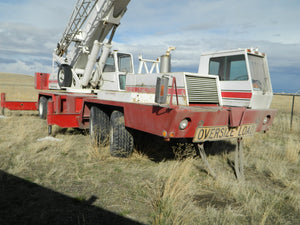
[169,77,179,108]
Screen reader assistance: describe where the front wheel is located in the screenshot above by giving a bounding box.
[110,110,134,158]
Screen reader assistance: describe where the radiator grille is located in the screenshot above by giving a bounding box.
[185,75,219,103]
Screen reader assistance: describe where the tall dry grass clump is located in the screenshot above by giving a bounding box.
[146,159,198,225]
[285,137,299,163]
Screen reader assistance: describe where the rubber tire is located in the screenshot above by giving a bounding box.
[110,110,134,158]
[38,96,48,120]
[58,64,72,88]
[89,106,110,147]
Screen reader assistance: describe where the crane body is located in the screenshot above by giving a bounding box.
[1,0,276,176]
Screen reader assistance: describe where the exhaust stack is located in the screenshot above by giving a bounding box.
[160,47,176,73]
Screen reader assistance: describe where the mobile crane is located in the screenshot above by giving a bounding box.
[0,0,276,179]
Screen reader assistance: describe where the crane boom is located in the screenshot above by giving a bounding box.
[52,0,130,89]
[56,0,98,57]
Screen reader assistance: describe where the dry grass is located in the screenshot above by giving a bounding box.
[0,72,38,101]
[0,73,299,224]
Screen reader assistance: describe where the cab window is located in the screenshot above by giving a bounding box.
[209,55,248,81]
[118,53,133,73]
[103,54,115,72]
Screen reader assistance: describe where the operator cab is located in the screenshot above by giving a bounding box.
[198,48,273,109]
[101,51,134,90]
[103,52,134,73]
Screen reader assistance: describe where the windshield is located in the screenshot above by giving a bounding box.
[248,54,271,92]
[209,55,248,81]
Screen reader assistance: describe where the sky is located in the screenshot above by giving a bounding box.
[0,0,299,93]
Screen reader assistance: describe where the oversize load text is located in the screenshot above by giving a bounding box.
[193,124,257,142]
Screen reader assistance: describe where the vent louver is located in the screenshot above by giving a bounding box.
[185,75,219,104]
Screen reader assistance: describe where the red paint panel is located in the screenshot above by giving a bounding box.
[221,91,252,99]
[123,104,276,138]
[75,98,84,113]
[241,108,276,132]
[1,93,6,108]
[83,98,276,140]
[48,114,81,128]
[35,73,50,90]
[47,100,80,128]
[3,101,37,110]
[1,92,37,110]
[229,107,246,127]
[45,93,96,129]
[123,103,229,138]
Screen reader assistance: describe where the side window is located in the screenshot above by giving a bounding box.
[209,57,225,80]
[103,55,115,72]
[209,61,220,76]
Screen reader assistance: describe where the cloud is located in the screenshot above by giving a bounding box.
[0,57,17,64]
[0,0,299,93]
[0,0,73,29]
[0,22,57,54]
[0,60,52,75]
[0,22,55,75]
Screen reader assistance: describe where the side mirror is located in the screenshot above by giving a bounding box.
[155,76,169,104]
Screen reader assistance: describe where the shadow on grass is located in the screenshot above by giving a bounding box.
[133,130,175,162]
[53,127,89,136]
[0,170,144,225]
[133,131,237,162]
[203,140,236,156]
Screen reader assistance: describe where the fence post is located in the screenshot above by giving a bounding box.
[290,95,295,130]
[274,93,299,130]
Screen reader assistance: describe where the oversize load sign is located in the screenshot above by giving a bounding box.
[193,124,257,142]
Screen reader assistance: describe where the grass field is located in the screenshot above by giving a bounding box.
[0,73,299,225]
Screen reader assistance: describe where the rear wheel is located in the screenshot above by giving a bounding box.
[110,110,133,158]
[38,96,48,119]
[89,106,110,147]
[58,64,72,88]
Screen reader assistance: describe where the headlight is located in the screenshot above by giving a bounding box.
[179,119,189,130]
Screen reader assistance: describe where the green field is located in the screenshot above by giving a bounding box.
[0,73,299,225]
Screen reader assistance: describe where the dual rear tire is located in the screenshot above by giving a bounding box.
[89,106,133,158]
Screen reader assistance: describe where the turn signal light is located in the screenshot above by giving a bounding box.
[162,130,168,137]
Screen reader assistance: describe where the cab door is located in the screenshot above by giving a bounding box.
[209,54,253,107]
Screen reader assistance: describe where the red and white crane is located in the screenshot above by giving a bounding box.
[1,0,276,178]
